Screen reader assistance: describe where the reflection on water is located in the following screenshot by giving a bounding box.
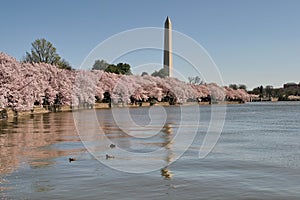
[0,113,83,175]
[161,123,174,179]
[1,103,300,199]
[73,107,183,173]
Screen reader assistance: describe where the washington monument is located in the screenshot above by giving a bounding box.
[164,16,172,77]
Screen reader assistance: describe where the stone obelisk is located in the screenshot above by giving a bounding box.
[164,16,172,77]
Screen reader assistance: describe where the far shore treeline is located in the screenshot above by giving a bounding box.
[0,51,250,114]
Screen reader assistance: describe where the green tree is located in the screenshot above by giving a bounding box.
[228,83,247,90]
[265,85,273,98]
[92,59,109,70]
[23,38,72,70]
[116,63,132,75]
[105,64,118,74]
[23,38,60,64]
[141,72,149,76]
[229,84,238,90]
[104,63,132,75]
[151,68,167,78]
[259,85,264,97]
[238,84,247,90]
[58,59,72,70]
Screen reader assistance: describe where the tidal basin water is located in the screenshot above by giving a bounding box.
[1,102,300,199]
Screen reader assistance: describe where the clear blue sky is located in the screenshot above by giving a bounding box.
[1,0,300,89]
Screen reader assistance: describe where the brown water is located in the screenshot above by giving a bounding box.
[1,102,300,199]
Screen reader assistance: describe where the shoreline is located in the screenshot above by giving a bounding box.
[1,101,241,121]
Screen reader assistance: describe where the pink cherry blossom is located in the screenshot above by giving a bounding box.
[0,52,251,112]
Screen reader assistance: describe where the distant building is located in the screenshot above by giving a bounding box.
[283,82,298,89]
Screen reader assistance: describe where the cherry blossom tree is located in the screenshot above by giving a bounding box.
[0,52,251,112]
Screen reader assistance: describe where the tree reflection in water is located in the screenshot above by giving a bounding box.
[0,112,84,175]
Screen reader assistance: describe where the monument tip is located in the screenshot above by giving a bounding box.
[165,16,171,24]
